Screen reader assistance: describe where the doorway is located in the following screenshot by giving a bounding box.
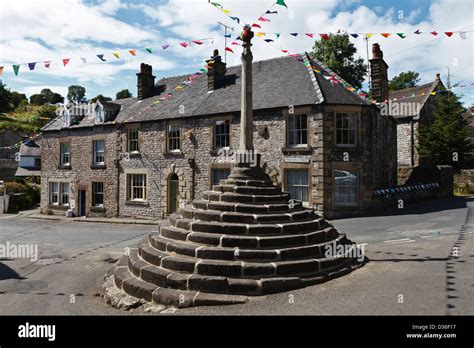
[168,173,179,214]
[79,189,86,217]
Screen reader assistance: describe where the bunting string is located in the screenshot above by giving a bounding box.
[0,38,215,77]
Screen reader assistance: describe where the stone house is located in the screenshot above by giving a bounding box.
[40,49,397,219]
[0,129,31,181]
[387,73,446,167]
[15,139,42,179]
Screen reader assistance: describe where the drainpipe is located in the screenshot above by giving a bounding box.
[188,158,195,202]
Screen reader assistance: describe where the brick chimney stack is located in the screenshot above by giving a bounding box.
[369,43,389,102]
[206,49,227,91]
[136,63,156,100]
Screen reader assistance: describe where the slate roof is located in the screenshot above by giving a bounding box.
[42,52,369,132]
[18,140,41,157]
[388,79,444,118]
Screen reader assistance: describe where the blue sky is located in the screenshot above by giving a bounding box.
[0,0,472,105]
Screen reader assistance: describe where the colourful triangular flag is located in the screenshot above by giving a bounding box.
[210,2,222,9]
[129,49,137,56]
[430,31,438,36]
[79,58,86,64]
[179,42,189,48]
[281,49,288,53]
[444,32,453,37]
[113,52,120,59]
[414,29,421,34]
[350,33,359,38]
[276,0,288,8]
[225,47,234,54]
[252,23,261,28]
[0,66,3,76]
[431,91,437,95]
[162,44,170,49]
[192,40,203,45]
[255,32,266,37]
[13,65,20,76]
[224,33,232,38]
[28,62,36,71]
[231,41,239,45]
[381,33,391,38]
[275,33,281,38]
[320,33,330,40]
[97,54,106,61]
[290,33,298,36]
[145,48,153,53]
[397,33,406,38]
[264,39,274,43]
[222,9,230,14]
[366,33,373,38]
[63,58,70,66]
[266,10,278,14]
[258,16,270,22]
[230,16,240,23]
[459,32,467,40]
[305,33,314,38]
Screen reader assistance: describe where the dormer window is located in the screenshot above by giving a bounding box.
[95,104,105,124]
[61,107,71,128]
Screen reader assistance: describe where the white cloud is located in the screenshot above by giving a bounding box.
[97,0,128,14]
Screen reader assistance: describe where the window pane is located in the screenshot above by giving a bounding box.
[215,120,230,149]
[285,169,309,203]
[60,183,69,205]
[288,114,307,146]
[334,170,358,204]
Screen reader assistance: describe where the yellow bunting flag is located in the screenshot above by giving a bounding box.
[366,33,373,38]
[222,9,230,14]
[255,32,266,37]
[431,92,437,95]
[113,52,121,59]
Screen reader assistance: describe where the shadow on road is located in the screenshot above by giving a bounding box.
[0,262,25,280]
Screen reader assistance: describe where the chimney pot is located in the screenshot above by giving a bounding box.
[206,49,226,91]
[436,73,441,80]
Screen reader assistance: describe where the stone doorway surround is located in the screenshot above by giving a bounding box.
[161,164,186,216]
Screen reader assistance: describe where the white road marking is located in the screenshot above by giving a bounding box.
[383,238,416,244]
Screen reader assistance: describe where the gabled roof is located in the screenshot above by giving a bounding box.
[19,140,41,157]
[388,79,445,118]
[42,53,369,132]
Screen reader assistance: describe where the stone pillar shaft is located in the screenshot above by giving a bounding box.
[240,43,254,151]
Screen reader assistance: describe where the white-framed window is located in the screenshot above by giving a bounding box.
[167,124,181,151]
[126,174,147,201]
[334,170,358,205]
[50,182,69,206]
[93,140,105,165]
[211,168,230,186]
[95,106,104,124]
[50,182,59,205]
[60,143,70,166]
[336,113,357,146]
[288,113,308,146]
[128,128,139,153]
[285,169,309,203]
[92,182,104,207]
[215,120,230,149]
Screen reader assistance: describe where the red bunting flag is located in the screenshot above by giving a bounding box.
[63,58,70,66]
[320,33,330,40]
[381,33,391,38]
[225,47,234,54]
[231,41,239,45]
[129,49,137,56]
[258,16,270,22]
[305,33,314,38]
[192,40,203,45]
[444,32,453,37]
[430,31,438,36]
[44,61,51,68]
[179,42,189,48]
[0,66,3,76]
[252,23,261,28]
[281,49,288,53]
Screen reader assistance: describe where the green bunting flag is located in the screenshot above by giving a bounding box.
[276,0,288,8]
[13,65,20,76]
[397,33,406,38]
[275,33,281,38]
[145,48,153,53]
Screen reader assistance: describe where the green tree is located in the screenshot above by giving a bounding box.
[311,33,367,89]
[389,71,421,90]
[10,91,27,109]
[30,88,64,105]
[418,92,472,168]
[67,85,87,104]
[116,89,132,100]
[0,81,13,113]
[91,94,112,103]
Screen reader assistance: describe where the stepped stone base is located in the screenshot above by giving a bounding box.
[103,161,366,309]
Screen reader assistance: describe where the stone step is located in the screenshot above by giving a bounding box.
[212,185,282,196]
[152,287,249,307]
[224,178,274,187]
[202,191,290,204]
[191,200,303,214]
[179,207,314,225]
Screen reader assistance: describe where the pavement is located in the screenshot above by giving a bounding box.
[0,196,473,315]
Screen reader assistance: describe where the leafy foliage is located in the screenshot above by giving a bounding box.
[389,71,421,90]
[67,85,87,104]
[30,88,64,105]
[311,33,367,89]
[91,94,112,103]
[116,89,132,100]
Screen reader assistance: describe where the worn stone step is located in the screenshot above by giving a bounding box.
[213,185,281,196]
[224,178,275,187]
[202,191,290,205]
[151,287,249,307]
[190,200,304,214]
[139,243,169,266]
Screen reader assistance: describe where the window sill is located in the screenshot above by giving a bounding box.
[58,165,72,170]
[164,150,183,156]
[48,204,70,210]
[91,164,106,170]
[210,147,231,156]
[281,147,313,154]
[128,151,141,158]
[125,200,149,206]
